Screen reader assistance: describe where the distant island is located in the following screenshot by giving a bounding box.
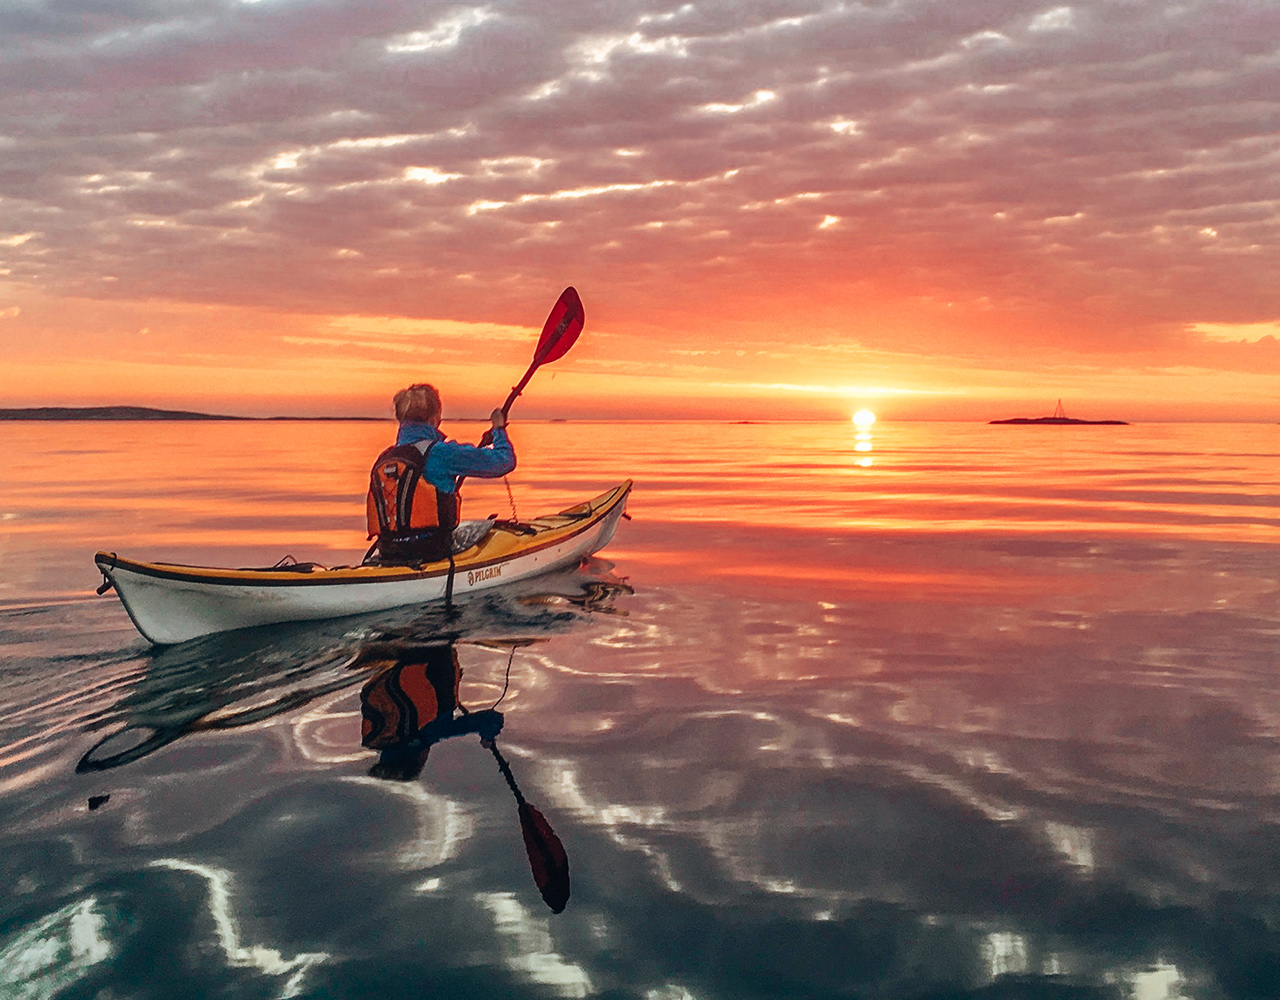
[990,400,1128,426]
[0,406,382,421]
[0,406,244,421]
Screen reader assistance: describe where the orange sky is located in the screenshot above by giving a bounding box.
[2,1,1278,420]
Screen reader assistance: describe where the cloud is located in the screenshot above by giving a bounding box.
[1194,321,1280,344]
[0,0,1277,385]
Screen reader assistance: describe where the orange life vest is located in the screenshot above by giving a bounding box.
[366,441,461,544]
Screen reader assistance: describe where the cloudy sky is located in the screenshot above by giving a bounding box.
[2,0,1278,419]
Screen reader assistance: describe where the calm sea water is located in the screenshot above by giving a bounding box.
[1,419,1279,999]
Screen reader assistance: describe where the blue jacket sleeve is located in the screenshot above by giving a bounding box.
[428,429,516,487]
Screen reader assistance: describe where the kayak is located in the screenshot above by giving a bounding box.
[96,481,632,645]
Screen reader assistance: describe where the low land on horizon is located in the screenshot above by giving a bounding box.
[0,406,384,421]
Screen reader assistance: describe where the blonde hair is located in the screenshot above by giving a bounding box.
[393,383,442,424]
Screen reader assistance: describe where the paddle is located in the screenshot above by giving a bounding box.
[479,286,584,446]
[488,741,571,912]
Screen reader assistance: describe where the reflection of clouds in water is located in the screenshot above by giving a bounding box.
[339,776,473,872]
[645,987,700,1000]
[477,892,593,998]
[500,559,1280,992]
[1129,963,1182,1000]
[151,859,328,999]
[1043,820,1096,873]
[546,755,683,892]
[982,931,1029,978]
[539,711,870,909]
[587,548,1280,806]
[586,618,667,652]
[288,689,366,765]
[0,898,113,999]
[883,759,1023,824]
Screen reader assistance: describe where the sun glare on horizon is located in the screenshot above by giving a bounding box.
[852,409,877,429]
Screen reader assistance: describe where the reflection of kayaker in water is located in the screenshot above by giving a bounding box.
[357,639,571,912]
[366,384,516,565]
[359,641,502,781]
[75,569,631,777]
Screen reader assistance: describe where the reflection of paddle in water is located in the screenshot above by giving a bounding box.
[486,740,571,914]
[359,640,570,912]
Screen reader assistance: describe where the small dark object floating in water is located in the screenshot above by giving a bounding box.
[990,400,1128,425]
[88,794,110,810]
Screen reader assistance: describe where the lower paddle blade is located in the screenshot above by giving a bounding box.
[534,287,584,366]
[518,801,571,912]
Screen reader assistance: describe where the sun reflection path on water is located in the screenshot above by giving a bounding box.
[851,409,875,466]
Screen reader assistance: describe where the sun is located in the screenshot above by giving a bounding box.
[852,409,876,429]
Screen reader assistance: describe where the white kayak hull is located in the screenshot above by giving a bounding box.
[96,482,631,645]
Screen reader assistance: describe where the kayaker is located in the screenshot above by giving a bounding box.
[366,383,516,564]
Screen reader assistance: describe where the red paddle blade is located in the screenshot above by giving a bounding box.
[518,801,571,912]
[534,287,584,366]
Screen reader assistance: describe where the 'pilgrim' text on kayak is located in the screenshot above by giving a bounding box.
[468,566,503,586]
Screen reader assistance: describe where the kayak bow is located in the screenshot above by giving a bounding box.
[96,481,631,645]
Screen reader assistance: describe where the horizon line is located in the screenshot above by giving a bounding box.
[1,406,1276,425]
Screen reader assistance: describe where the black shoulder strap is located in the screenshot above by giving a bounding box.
[374,441,429,469]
